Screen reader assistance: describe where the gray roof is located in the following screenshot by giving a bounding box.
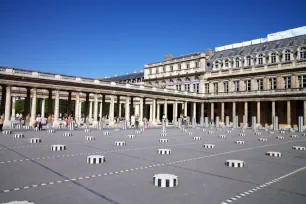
[147,52,203,65]
[103,72,144,82]
[206,34,306,70]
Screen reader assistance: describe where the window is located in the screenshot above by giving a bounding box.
[257,79,263,90]
[269,78,277,90]
[185,84,190,92]
[213,83,218,94]
[193,84,199,93]
[178,64,181,70]
[285,50,291,62]
[156,68,159,74]
[235,58,240,68]
[271,53,276,63]
[176,79,182,91]
[161,80,166,89]
[258,54,263,65]
[215,62,219,69]
[205,83,209,94]
[149,69,152,74]
[163,66,166,72]
[154,81,159,88]
[195,61,200,68]
[224,81,229,93]
[186,63,190,69]
[170,65,173,71]
[300,48,306,60]
[297,75,306,88]
[246,56,251,66]
[245,80,251,91]
[224,60,229,68]
[233,80,239,92]
[283,76,291,89]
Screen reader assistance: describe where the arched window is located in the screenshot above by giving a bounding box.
[258,54,263,65]
[193,76,200,93]
[175,79,182,91]
[148,82,152,86]
[235,58,240,68]
[246,56,251,66]
[184,77,190,92]
[169,79,174,87]
[285,50,291,61]
[161,80,166,89]
[271,53,276,63]
[300,47,306,60]
[154,81,159,88]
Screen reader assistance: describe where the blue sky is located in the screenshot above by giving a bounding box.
[0,0,306,78]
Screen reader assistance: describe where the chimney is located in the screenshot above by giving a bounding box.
[164,54,172,61]
[206,48,213,56]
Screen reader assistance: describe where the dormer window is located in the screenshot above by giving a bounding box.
[178,64,181,70]
[215,61,219,69]
[285,50,291,62]
[258,54,263,65]
[246,56,251,66]
[300,47,306,60]
[271,53,276,63]
[224,60,229,68]
[235,58,240,68]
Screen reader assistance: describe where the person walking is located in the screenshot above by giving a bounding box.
[36,114,42,131]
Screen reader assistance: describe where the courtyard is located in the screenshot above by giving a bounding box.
[0,126,306,204]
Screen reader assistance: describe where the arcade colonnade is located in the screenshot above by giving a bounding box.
[1,85,306,128]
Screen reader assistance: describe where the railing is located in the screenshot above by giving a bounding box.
[0,66,202,98]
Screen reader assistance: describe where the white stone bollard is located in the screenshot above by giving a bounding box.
[103,131,111,135]
[84,129,91,133]
[87,155,105,164]
[29,138,42,143]
[239,133,245,137]
[160,133,167,137]
[128,135,135,139]
[2,130,12,134]
[266,151,282,157]
[235,141,245,144]
[219,135,226,138]
[85,136,95,141]
[258,138,267,141]
[276,136,284,139]
[157,149,171,155]
[292,146,306,150]
[153,174,178,188]
[63,132,72,137]
[114,141,126,146]
[225,160,245,168]
[51,144,66,151]
[159,138,169,143]
[193,136,201,140]
[48,129,55,133]
[14,133,24,138]
[203,144,215,148]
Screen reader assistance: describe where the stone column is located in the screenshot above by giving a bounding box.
[244,101,248,127]
[125,97,130,121]
[201,102,204,118]
[221,102,224,122]
[149,104,152,121]
[232,102,236,118]
[287,101,291,128]
[24,87,31,117]
[0,85,6,116]
[109,95,115,122]
[193,102,196,119]
[48,89,53,116]
[53,90,60,127]
[130,96,134,117]
[164,99,168,118]
[41,98,45,118]
[257,101,260,125]
[119,103,121,118]
[99,101,102,119]
[272,101,275,125]
[11,96,16,120]
[93,94,98,126]
[304,101,306,127]
[152,99,156,123]
[116,96,120,118]
[140,98,144,121]
[84,93,90,118]
[3,86,11,127]
[157,103,160,122]
[67,91,72,116]
[102,94,106,117]
[79,101,82,119]
[89,101,93,119]
[74,93,80,121]
[30,88,37,126]
[174,101,178,121]
[184,101,188,117]
[211,102,214,121]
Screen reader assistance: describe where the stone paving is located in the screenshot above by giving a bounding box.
[0,126,306,204]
